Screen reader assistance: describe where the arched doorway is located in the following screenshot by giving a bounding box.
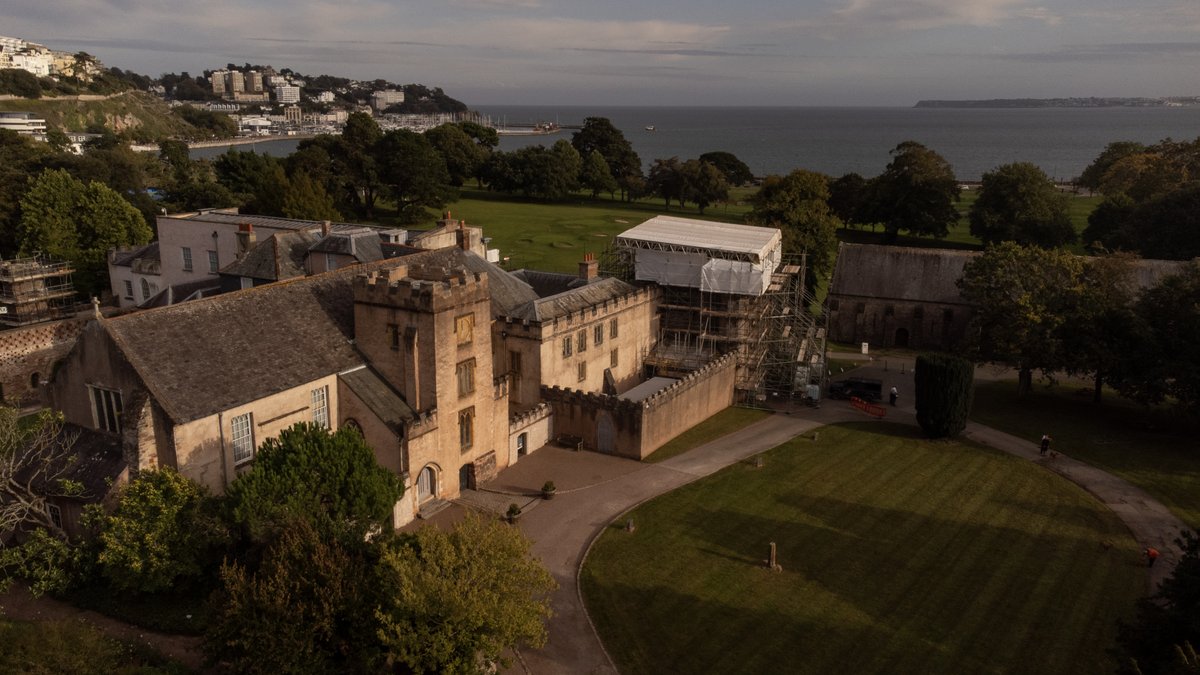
[894,327,910,348]
[30,372,40,388]
[417,466,437,503]
[459,463,474,491]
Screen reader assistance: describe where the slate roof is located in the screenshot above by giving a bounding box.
[103,259,403,424]
[512,269,590,298]
[110,242,160,268]
[308,228,384,263]
[220,231,316,281]
[506,277,634,322]
[829,244,977,305]
[416,248,538,316]
[20,424,126,502]
[141,278,223,308]
[339,366,415,433]
[99,247,533,425]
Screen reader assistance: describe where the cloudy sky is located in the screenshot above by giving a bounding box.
[6,0,1200,106]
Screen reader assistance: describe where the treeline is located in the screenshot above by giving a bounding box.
[0,65,147,99]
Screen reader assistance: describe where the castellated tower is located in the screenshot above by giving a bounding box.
[353,261,509,493]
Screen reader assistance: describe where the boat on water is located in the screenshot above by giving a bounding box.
[644,125,656,131]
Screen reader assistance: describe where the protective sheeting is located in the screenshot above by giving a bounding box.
[633,249,707,288]
[700,258,769,295]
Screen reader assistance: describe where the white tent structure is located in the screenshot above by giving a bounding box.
[613,216,782,296]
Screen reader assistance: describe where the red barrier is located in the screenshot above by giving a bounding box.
[850,396,887,418]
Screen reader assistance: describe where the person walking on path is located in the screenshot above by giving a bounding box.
[1040,434,1052,456]
[1145,547,1160,567]
[889,386,899,407]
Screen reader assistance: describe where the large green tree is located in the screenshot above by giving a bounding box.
[226,423,403,542]
[205,518,381,674]
[571,117,642,200]
[425,123,486,187]
[680,159,729,215]
[281,171,340,221]
[17,168,152,296]
[374,129,456,222]
[579,150,617,198]
[646,157,685,209]
[863,141,959,242]
[969,162,1075,248]
[957,242,1084,396]
[698,151,754,187]
[375,514,556,673]
[95,468,228,594]
[747,169,841,291]
[1077,141,1146,192]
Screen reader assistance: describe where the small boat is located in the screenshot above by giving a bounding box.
[644,125,656,131]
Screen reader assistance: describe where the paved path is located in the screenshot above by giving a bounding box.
[469,362,1191,674]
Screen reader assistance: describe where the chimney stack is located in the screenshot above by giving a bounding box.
[459,219,470,251]
[579,252,599,281]
[322,220,332,237]
[236,223,256,259]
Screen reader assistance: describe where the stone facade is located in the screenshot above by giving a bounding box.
[0,318,85,405]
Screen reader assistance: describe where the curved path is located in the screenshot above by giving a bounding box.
[492,377,1189,674]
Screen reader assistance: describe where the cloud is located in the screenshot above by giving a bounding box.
[827,0,1060,32]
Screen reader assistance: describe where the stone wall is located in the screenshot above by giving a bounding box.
[508,402,552,466]
[826,297,973,351]
[540,353,736,460]
[0,318,85,405]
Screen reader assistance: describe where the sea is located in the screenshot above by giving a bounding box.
[190,105,1200,182]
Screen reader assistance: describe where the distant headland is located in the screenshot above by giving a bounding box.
[914,97,1200,109]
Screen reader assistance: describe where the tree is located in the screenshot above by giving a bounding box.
[455,121,499,150]
[18,169,152,297]
[0,68,42,98]
[747,169,841,291]
[1082,194,1136,251]
[1078,141,1146,191]
[1114,530,1200,675]
[957,242,1084,396]
[913,354,975,438]
[698,151,754,186]
[1109,262,1200,413]
[375,129,456,222]
[425,123,486,187]
[226,423,403,542]
[0,409,84,541]
[205,518,382,674]
[1058,254,1141,403]
[827,173,868,226]
[281,171,340,221]
[571,117,641,201]
[579,150,617,198]
[863,141,959,242]
[374,514,556,673]
[95,468,228,594]
[1120,186,1200,261]
[968,162,1075,248]
[680,159,729,214]
[646,157,685,209]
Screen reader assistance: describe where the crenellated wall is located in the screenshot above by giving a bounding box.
[0,318,86,405]
[540,353,735,460]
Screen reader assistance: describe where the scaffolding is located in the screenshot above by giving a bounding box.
[601,223,826,404]
[0,256,76,328]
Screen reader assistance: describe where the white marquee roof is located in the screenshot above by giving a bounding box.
[615,216,781,262]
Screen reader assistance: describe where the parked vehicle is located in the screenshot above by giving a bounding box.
[828,377,883,402]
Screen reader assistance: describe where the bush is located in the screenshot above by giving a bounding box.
[914,353,975,438]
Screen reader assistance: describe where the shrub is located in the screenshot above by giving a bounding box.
[914,353,975,438]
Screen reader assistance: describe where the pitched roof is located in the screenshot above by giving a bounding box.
[220,231,316,281]
[308,228,384,262]
[165,209,364,233]
[512,269,590,298]
[416,247,538,316]
[339,366,415,433]
[506,277,634,322]
[141,278,222,308]
[103,259,401,424]
[110,241,160,268]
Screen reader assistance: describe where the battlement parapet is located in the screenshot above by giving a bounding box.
[539,384,642,414]
[354,266,490,312]
[509,402,551,431]
[641,353,736,411]
[407,408,439,438]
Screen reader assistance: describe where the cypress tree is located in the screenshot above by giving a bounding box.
[914,353,975,438]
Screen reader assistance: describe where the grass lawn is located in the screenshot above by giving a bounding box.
[644,407,772,464]
[581,422,1143,675]
[970,380,1200,528]
[0,617,190,674]
[415,188,754,273]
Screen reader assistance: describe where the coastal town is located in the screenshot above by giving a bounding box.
[1,26,1199,675]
